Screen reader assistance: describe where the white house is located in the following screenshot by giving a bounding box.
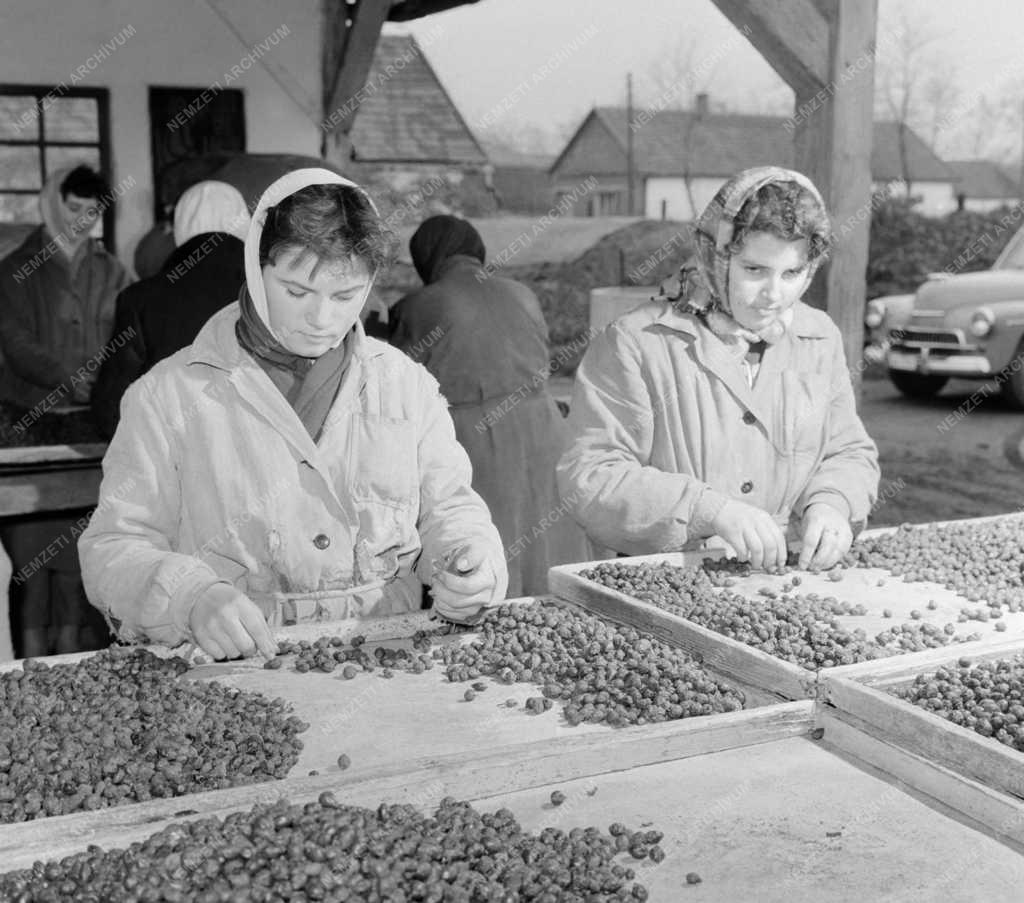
[551,101,960,220]
[945,160,1020,213]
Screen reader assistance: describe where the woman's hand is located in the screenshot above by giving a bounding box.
[188,583,277,660]
[710,499,787,571]
[431,540,503,623]
[798,502,853,571]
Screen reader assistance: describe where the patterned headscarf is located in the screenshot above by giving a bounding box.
[674,166,829,345]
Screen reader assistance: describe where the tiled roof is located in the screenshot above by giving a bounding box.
[349,34,486,164]
[556,107,957,183]
[946,160,1020,199]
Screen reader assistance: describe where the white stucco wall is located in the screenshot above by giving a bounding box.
[876,179,958,218]
[962,197,1019,213]
[643,177,724,221]
[1,0,321,265]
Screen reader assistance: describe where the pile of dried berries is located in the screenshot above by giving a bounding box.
[270,630,438,676]
[578,562,974,670]
[435,602,745,726]
[0,648,306,823]
[845,520,1024,613]
[891,655,1024,752]
[0,796,659,902]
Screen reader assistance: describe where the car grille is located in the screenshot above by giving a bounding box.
[889,328,962,345]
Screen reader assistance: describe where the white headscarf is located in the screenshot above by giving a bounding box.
[242,167,380,343]
[173,180,251,246]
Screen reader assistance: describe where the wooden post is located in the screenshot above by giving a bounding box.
[711,0,878,390]
[320,0,391,163]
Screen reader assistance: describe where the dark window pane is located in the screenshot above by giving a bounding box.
[0,193,40,222]
[44,146,101,181]
[44,97,100,142]
[0,146,42,190]
[0,95,39,140]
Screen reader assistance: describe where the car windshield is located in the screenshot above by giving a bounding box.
[995,223,1024,269]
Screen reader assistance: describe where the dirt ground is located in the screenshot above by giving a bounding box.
[859,373,1024,526]
[549,371,1024,528]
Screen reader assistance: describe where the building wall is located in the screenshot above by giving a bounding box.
[1,0,321,265]
[643,177,724,221]
[877,179,958,218]
[961,197,1020,213]
[492,166,553,215]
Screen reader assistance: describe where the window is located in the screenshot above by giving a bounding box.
[0,85,113,247]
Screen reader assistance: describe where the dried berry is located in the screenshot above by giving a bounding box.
[686,872,703,885]
[472,681,487,692]
[0,796,656,900]
[263,656,283,670]
[550,790,566,806]
[0,648,305,823]
[464,689,477,702]
[337,754,351,771]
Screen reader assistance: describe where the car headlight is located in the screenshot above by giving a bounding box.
[865,299,885,329]
[969,307,995,338]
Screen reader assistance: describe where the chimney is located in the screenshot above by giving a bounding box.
[695,93,709,115]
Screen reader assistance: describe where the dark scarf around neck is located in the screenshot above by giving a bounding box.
[235,285,353,441]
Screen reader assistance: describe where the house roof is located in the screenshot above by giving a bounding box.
[552,107,958,184]
[481,142,555,169]
[945,160,1020,199]
[349,34,487,164]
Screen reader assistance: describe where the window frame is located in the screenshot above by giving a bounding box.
[0,84,115,251]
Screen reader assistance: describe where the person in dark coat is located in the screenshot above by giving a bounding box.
[391,215,591,596]
[92,181,250,438]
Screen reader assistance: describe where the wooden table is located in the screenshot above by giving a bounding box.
[1,597,1022,898]
[0,442,106,662]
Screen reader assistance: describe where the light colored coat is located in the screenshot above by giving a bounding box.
[79,305,505,645]
[557,300,880,556]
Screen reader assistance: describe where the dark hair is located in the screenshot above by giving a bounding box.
[259,183,392,274]
[60,165,109,202]
[728,181,832,262]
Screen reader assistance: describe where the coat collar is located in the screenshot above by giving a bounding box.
[186,305,386,489]
[651,300,830,428]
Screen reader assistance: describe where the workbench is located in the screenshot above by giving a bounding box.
[1,553,1023,899]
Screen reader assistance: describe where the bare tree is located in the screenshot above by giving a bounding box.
[874,8,958,193]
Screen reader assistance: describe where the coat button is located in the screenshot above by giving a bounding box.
[313,533,330,550]
[740,480,754,494]
[742,411,756,425]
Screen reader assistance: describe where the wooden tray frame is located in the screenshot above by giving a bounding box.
[819,639,1024,810]
[549,515,1024,700]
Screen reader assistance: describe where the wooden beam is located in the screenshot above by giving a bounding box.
[711,0,830,96]
[792,0,878,385]
[387,0,481,21]
[321,0,391,156]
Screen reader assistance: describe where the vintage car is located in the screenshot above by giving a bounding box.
[883,223,1024,407]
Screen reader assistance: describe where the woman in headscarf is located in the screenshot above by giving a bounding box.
[91,180,251,438]
[80,170,507,660]
[0,164,129,657]
[558,166,880,571]
[390,215,591,597]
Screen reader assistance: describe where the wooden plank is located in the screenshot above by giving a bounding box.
[0,700,814,870]
[550,561,815,701]
[0,443,106,466]
[824,675,1024,802]
[0,466,102,515]
[819,709,1024,853]
[827,635,1024,683]
[711,0,830,96]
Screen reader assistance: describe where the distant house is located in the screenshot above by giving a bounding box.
[550,100,960,219]
[347,33,496,217]
[946,160,1020,213]
[481,142,554,214]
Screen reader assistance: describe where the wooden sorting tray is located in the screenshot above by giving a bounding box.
[549,514,1024,699]
[5,721,1024,900]
[0,597,800,835]
[819,637,1024,836]
[0,443,106,516]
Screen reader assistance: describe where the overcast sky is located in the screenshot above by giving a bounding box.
[396,0,1024,160]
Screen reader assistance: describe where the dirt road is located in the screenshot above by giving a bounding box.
[861,374,1024,526]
